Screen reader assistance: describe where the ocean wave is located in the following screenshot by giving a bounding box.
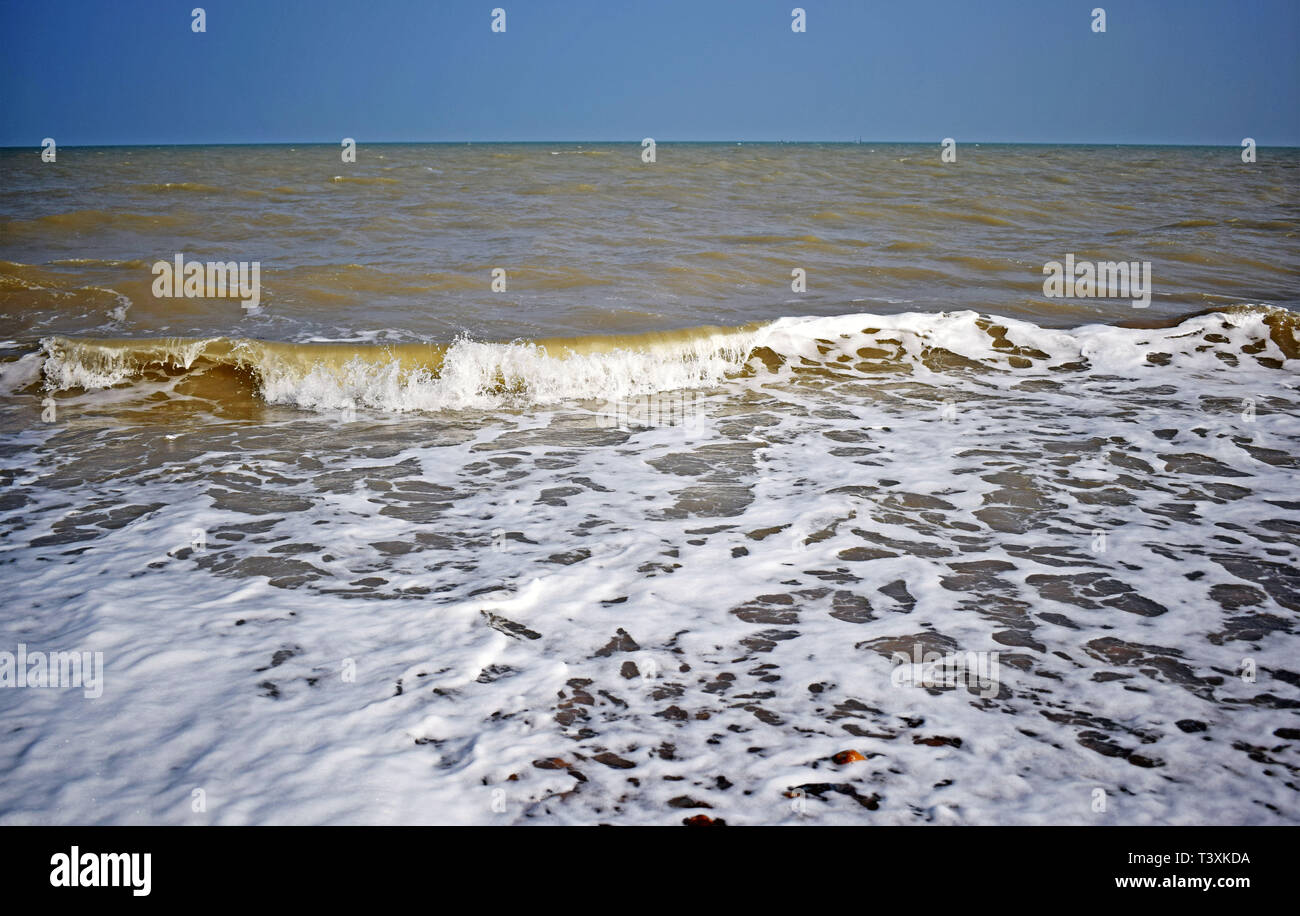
[32,305,1298,412]
[0,208,186,234]
[136,181,225,194]
[328,175,400,185]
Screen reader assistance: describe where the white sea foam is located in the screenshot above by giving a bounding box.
[0,352,44,393]
[3,306,1296,826]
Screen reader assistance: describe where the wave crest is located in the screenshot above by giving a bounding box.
[31,305,1298,411]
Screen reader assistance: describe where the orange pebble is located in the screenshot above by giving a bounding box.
[832,749,867,765]
[682,814,726,826]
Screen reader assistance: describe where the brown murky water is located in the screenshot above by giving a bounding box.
[0,143,1297,824]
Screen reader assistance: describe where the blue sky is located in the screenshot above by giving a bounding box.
[1,0,1297,146]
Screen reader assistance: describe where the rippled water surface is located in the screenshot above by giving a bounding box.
[2,143,1297,341]
[0,144,1297,824]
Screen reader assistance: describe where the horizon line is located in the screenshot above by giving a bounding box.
[3,139,1296,151]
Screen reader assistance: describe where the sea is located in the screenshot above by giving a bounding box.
[0,142,1297,824]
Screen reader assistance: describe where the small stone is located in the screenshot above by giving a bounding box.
[682,814,726,826]
[912,735,963,748]
[594,752,636,769]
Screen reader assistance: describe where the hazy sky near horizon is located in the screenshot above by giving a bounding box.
[1,0,1297,147]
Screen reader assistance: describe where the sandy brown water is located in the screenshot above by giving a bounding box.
[2,143,1297,349]
[0,143,1297,825]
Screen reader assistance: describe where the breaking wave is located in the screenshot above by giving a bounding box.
[29,305,1300,412]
